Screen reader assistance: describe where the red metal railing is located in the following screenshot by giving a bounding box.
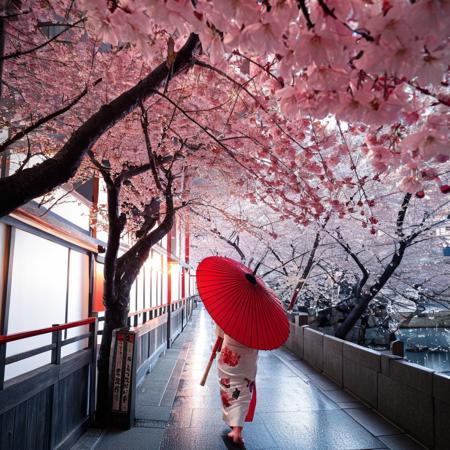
[0,317,97,390]
[0,317,96,344]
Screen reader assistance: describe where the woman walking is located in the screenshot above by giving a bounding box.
[196,257,289,446]
[216,327,258,445]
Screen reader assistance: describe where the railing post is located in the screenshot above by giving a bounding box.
[167,304,171,349]
[298,313,309,326]
[181,305,185,330]
[0,342,6,390]
[50,324,62,449]
[390,339,405,357]
[51,324,62,365]
[88,318,98,420]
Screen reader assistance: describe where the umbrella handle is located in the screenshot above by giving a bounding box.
[200,336,223,386]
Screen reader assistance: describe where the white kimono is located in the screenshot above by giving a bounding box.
[216,327,258,427]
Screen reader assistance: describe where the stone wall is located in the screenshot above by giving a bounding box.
[284,323,450,450]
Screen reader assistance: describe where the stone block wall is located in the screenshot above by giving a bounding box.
[343,342,380,408]
[303,327,324,371]
[323,335,343,387]
[284,322,450,449]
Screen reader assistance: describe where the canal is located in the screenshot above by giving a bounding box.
[397,327,450,373]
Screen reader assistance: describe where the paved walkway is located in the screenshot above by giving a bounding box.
[74,306,427,450]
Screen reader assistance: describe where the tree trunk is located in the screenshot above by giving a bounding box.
[335,294,371,339]
[335,241,408,339]
[95,210,174,424]
[334,194,412,340]
[288,231,321,310]
[96,288,130,423]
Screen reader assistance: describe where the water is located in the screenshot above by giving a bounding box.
[397,328,450,373]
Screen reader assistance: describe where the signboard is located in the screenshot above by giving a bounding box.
[112,334,124,412]
[110,329,136,428]
[121,334,135,412]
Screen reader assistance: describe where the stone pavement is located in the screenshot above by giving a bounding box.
[74,306,427,450]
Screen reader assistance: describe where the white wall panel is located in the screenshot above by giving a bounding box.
[151,269,157,308]
[0,222,7,328]
[146,262,153,310]
[171,264,180,301]
[5,229,68,380]
[63,250,90,357]
[130,281,137,313]
[136,271,144,324]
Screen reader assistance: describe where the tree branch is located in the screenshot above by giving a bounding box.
[1,18,85,61]
[0,33,200,217]
[0,80,101,155]
[296,0,314,30]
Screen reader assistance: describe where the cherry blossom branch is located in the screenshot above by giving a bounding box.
[194,60,306,150]
[37,188,73,216]
[268,247,288,276]
[407,81,450,108]
[191,208,246,260]
[231,51,280,83]
[1,18,85,61]
[328,229,369,292]
[139,101,163,191]
[87,150,113,185]
[296,0,314,30]
[288,230,321,310]
[115,162,152,185]
[0,33,200,218]
[0,79,101,155]
[150,89,257,176]
[396,193,412,238]
[0,10,31,20]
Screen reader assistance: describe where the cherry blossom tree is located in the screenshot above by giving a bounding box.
[190,135,450,342]
[1,1,448,219]
[83,0,450,197]
[87,110,181,419]
[1,0,449,406]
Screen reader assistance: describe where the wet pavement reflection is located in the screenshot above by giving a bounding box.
[159,306,422,450]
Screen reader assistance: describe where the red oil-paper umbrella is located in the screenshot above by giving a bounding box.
[197,256,289,385]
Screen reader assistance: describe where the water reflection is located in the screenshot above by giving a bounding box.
[397,328,450,372]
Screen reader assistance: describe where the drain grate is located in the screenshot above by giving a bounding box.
[135,419,168,429]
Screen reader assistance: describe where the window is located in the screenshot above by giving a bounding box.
[38,22,72,44]
[74,178,95,203]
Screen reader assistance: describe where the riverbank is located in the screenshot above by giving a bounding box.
[399,310,450,328]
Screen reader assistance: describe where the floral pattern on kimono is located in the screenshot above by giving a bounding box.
[219,346,240,366]
[217,329,258,427]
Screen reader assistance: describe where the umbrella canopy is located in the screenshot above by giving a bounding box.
[196,256,289,350]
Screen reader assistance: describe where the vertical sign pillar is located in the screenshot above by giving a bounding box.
[167,227,172,349]
[110,328,137,429]
[185,214,190,297]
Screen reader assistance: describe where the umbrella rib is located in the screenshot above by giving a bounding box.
[206,280,247,334]
[231,282,251,346]
[244,284,255,348]
[250,286,259,349]
[261,293,280,349]
[204,281,243,316]
[259,293,271,349]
